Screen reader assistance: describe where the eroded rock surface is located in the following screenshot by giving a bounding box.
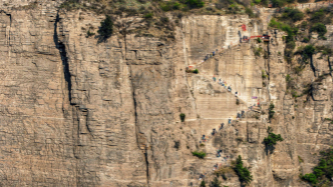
[1,1,333,187]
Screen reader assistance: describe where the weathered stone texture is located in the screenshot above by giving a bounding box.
[3,1,333,187]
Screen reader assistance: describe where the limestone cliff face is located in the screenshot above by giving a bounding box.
[0,0,332,187]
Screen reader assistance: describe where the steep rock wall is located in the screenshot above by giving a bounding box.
[0,1,77,186]
[1,1,333,187]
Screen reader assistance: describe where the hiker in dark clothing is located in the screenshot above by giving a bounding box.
[212,129,216,136]
[202,135,206,142]
[199,174,205,180]
[216,149,222,157]
[241,111,245,118]
[220,123,224,130]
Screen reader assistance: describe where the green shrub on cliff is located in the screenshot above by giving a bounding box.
[310,9,325,23]
[192,151,206,159]
[59,0,81,10]
[186,0,204,8]
[302,37,309,43]
[160,0,204,11]
[311,23,327,38]
[303,45,315,58]
[210,177,222,187]
[233,155,253,186]
[294,45,315,64]
[263,132,283,146]
[302,173,318,185]
[263,127,283,154]
[271,0,285,7]
[143,13,153,19]
[268,103,275,120]
[245,7,255,18]
[180,113,186,122]
[316,46,333,56]
[253,46,262,56]
[302,149,333,186]
[98,15,113,41]
[280,8,304,23]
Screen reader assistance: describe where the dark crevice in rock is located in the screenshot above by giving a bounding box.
[132,87,150,186]
[0,11,11,45]
[53,11,73,105]
[310,56,317,77]
[266,43,271,78]
[126,36,150,186]
[328,57,332,78]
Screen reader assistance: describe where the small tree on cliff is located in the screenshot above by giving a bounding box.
[268,102,275,120]
[210,177,221,187]
[233,155,253,186]
[263,127,283,154]
[180,113,186,122]
[301,148,333,186]
[98,15,113,42]
[311,23,327,38]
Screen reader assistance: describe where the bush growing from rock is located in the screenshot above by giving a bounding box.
[245,7,255,18]
[210,177,221,187]
[268,103,275,120]
[302,148,333,186]
[310,9,325,23]
[280,8,304,23]
[263,132,283,146]
[86,30,95,37]
[185,69,199,74]
[143,12,153,19]
[192,151,206,159]
[311,23,327,38]
[302,173,318,186]
[302,37,309,43]
[98,15,113,41]
[233,155,253,186]
[263,127,283,154]
[236,98,240,105]
[180,113,186,122]
[160,0,204,11]
[253,46,262,56]
[186,0,204,9]
[174,141,180,150]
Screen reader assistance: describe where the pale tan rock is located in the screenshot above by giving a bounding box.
[2,1,333,187]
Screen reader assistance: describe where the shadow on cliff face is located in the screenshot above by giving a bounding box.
[264,145,275,155]
[53,12,73,104]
